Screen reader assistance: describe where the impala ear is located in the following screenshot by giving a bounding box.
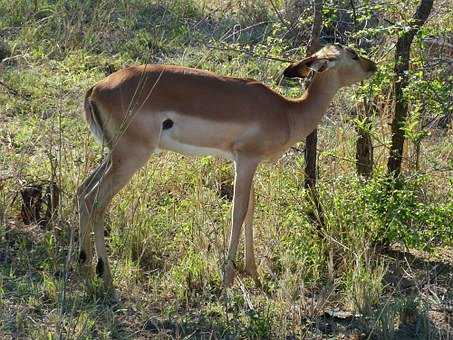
[283,56,316,78]
[284,56,337,78]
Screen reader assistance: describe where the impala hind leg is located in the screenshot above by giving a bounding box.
[84,144,153,288]
[243,184,260,286]
[223,155,259,287]
[77,159,110,279]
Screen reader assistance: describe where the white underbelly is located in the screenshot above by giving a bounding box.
[158,133,234,160]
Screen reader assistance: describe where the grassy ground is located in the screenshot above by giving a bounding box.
[0,1,452,339]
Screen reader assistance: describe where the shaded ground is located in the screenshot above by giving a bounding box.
[1,218,451,339]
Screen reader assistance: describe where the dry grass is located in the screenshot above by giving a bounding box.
[0,0,451,338]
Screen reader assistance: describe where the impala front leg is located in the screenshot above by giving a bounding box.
[244,184,260,284]
[223,155,259,287]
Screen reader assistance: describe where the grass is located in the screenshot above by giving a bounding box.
[0,0,452,338]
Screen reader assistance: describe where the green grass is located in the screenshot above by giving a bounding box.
[1,0,452,338]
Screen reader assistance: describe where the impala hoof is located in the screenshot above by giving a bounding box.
[78,249,95,280]
[79,263,95,281]
[96,258,104,276]
[78,250,87,264]
[244,263,258,277]
[96,258,113,289]
[244,269,259,279]
[222,261,236,287]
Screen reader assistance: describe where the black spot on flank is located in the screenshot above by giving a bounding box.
[96,258,104,277]
[79,250,87,264]
[162,119,174,130]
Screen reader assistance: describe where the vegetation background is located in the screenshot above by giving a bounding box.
[0,0,451,338]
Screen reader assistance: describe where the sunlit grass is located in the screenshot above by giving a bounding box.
[0,0,451,338]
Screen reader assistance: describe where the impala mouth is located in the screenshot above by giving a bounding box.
[367,61,377,74]
[366,71,375,79]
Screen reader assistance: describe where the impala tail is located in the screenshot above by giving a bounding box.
[84,86,110,147]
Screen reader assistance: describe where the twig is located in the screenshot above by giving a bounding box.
[209,44,293,63]
[237,277,255,311]
[375,42,397,63]
[267,0,290,31]
[219,21,272,42]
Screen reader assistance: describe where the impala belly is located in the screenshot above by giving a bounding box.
[157,113,252,161]
[159,133,234,160]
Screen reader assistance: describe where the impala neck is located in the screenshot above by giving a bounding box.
[287,72,339,143]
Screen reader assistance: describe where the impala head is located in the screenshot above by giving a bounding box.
[284,44,377,87]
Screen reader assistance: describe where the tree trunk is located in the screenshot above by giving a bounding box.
[304,0,323,190]
[387,0,433,176]
[304,130,318,188]
[355,100,374,179]
[349,0,374,179]
[303,0,324,228]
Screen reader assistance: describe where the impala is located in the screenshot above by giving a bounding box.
[77,44,376,288]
